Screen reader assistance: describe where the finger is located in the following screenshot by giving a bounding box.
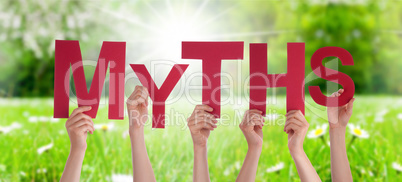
[195,111,217,120]
[285,110,299,117]
[284,123,301,134]
[251,119,263,126]
[70,119,94,129]
[140,89,149,106]
[135,95,147,105]
[284,118,303,131]
[194,105,213,112]
[250,113,264,125]
[70,106,92,118]
[67,113,93,126]
[190,116,217,127]
[248,109,263,114]
[195,117,217,127]
[128,87,141,99]
[338,89,344,94]
[192,121,215,131]
[291,110,308,126]
[346,98,355,115]
[78,124,95,134]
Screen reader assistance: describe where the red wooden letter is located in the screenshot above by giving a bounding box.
[308,47,355,106]
[54,40,126,119]
[182,42,244,118]
[249,43,305,115]
[131,64,188,128]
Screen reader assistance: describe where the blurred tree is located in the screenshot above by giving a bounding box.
[0,0,99,96]
[227,0,402,94]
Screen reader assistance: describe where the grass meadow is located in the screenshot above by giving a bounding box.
[0,96,401,181]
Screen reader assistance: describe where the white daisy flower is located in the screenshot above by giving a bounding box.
[50,117,60,123]
[111,174,133,182]
[58,130,66,135]
[0,164,6,172]
[266,162,284,173]
[374,109,388,122]
[28,116,39,123]
[392,162,402,172]
[348,124,369,138]
[122,130,129,138]
[397,113,402,120]
[82,164,94,172]
[223,168,231,176]
[94,122,115,132]
[23,111,30,117]
[36,168,47,174]
[307,124,328,138]
[22,130,29,135]
[38,116,48,122]
[19,171,26,176]
[28,116,59,123]
[0,122,22,134]
[37,143,53,155]
[234,161,241,170]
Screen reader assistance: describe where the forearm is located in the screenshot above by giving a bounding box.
[236,146,262,182]
[60,149,86,182]
[291,151,321,182]
[329,128,352,182]
[193,145,210,182]
[130,129,156,182]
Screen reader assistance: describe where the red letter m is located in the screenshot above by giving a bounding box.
[53,40,125,119]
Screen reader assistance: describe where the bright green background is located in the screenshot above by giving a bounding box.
[1,97,402,181]
[0,0,402,181]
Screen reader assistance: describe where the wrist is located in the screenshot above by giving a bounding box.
[193,142,208,149]
[290,149,305,159]
[248,144,262,152]
[289,148,304,158]
[193,144,207,155]
[329,127,346,136]
[70,146,86,156]
[129,127,144,137]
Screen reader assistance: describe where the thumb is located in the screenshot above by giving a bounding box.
[346,98,355,115]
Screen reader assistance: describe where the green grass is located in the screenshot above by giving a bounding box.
[0,96,402,181]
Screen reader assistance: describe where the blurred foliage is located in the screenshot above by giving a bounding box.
[228,0,402,94]
[298,0,402,94]
[0,0,105,97]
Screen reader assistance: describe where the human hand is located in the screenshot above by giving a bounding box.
[65,106,95,151]
[239,110,264,149]
[284,110,309,156]
[127,86,149,131]
[327,89,355,129]
[187,105,217,147]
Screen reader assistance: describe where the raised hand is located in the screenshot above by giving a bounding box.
[284,110,321,182]
[187,105,217,147]
[284,110,309,155]
[61,106,94,182]
[236,110,264,182]
[239,109,264,148]
[127,85,149,130]
[327,89,355,129]
[327,89,354,182]
[65,106,95,150]
[187,105,217,182]
[127,85,156,182]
